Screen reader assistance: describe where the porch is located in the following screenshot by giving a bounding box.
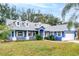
[9,30,36,40]
[9,30,53,41]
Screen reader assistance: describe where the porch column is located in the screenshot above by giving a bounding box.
[12,30,16,41]
[49,32,52,35]
[26,30,29,40]
[31,31,34,39]
[38,30,40,35]
[32,31,33,37]
[43,31,45,40]
[23,31,24,37]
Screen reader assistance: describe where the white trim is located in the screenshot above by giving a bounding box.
[28,31,33,37]
[12,37,16,41]
[16,31,24,37]
[43,30,45,40]
[14,30,16,37]
[23,31,25,37]
[52,32,54,35]
[26,30,29,40]
[16,21,20,27]
[45,31,50,37]
[12,30,16,41]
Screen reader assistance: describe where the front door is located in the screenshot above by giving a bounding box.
[40,29,44,38]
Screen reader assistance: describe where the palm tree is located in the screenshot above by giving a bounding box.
[62,3,79,39]
[62,3,79,20]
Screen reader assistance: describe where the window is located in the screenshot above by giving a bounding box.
[57,31,62,36]
[54,32,57,35]
[45,32,50,37]
[33,32,36,36]
[28,32,32,36]
[35,24,37,26]
[52,32,54,35]
[26,23,28,26]
[17,22,19,25]
[13,21,16,25]
[22,22,25,26]
[12,31,14,37]
[17,31,23,36]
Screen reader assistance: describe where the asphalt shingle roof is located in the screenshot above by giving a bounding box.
[6,19,74,31]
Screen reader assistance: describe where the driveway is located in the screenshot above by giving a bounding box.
[67,40,79,43]
[44,40,79,43]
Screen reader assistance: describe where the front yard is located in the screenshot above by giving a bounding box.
[0,40,79,56]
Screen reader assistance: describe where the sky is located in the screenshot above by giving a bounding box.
[9,3,65,21]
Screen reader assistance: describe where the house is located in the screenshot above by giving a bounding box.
[6,19,77,41]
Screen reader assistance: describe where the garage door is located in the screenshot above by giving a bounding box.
[62,33,74,41]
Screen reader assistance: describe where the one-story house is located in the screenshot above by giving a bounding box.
[6,19,77,41]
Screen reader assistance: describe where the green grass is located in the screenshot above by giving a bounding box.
[0,40,79,56]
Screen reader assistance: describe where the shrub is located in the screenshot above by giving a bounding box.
[35,34,43,40]
[44,36,50,40]
[0,25,5,30]
[0,31,10,40]
[45,35,55,40]
[0,24,11,40]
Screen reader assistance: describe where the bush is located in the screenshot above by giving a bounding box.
[0,31,10,40]
[0,24,11,40]
[44,36,50,40]
[45,35,55,40]
[35,34,43,40]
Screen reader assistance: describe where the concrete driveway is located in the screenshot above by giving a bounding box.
[45,40,79,43]
[67,40,79,43]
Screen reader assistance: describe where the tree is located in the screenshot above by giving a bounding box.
[20,10,27,21]
[62,3,79,39]
[0,24,11,40]
[0,3,10,24]
[0,3,19,24]
[10,6,19,20]
[67,20,74,31]
[47,15,60,25]
[0,3,18,40]
[62,3,79,20]
[20,8,35,21]
[34,14,46,23]
[0,3,61,26]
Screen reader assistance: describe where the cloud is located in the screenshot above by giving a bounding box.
[30,3,51,8]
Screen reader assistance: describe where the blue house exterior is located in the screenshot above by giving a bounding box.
[52,31,76,41]
[6,19,77,41]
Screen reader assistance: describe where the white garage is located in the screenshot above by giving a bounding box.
[62,32,75,41]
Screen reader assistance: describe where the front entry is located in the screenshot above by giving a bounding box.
[40,29,44,38]
[38,26,45,40]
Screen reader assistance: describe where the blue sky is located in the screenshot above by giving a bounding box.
[10,3,65,21]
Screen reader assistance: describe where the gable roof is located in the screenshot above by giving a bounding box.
[6,19,75,31]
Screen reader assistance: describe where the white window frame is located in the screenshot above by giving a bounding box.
[16,21,20,26]
[17,22,19,25]
[17,31,24,37]
[26,23,28,26]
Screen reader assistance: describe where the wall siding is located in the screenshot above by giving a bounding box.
[9,30,76,41]
[62,31,65,37]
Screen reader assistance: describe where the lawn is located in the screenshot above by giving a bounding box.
[0,40,79,56]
